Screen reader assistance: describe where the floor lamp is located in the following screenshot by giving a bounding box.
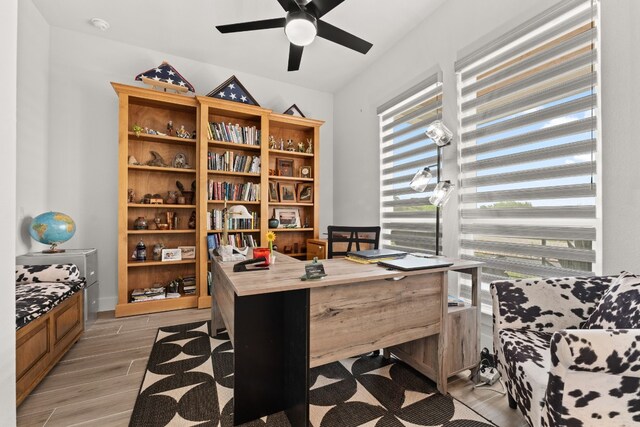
[409,120,455,256]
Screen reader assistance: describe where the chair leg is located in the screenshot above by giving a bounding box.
[507,392,517,409]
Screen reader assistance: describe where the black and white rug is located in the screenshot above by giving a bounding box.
[130,321,495,427]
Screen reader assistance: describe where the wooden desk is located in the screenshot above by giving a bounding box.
[211,252,482,426]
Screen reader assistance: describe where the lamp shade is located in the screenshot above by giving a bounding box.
[285,11,317,46]
[425,120,453,147]
[409,168,434,192]
[429,181,455,207]
[227,205,253,219]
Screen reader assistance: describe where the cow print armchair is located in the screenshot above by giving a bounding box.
[491,274,640,427]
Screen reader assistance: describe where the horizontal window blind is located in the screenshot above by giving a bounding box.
[456,0,599,291]
[379,72,443,254]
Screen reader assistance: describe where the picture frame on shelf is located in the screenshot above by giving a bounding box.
[299,165,312,178]
[178,246,196,259]
[276,158,294,177]
[297,183,313,203]
[268,182,279,202]
[161,248,182,262]
[279,183,296,202]
[275,208,301,228]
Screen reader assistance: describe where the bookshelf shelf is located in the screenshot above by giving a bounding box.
[269,202,314,207]
[207,200,261,205]
[128,131,197,147]
[270,228,314,232]
[208,140,261,151]
[128,204,197,209]
[268,149,314,158]
[207,229,260,233]
[127,260,197,268]
[268,176,314,182]
[127,230,196,234]
[208,170,261,177]
[128,165,196,174]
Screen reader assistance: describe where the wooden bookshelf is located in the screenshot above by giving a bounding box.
[113,83,323,315]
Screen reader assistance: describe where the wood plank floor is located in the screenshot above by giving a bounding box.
[16,309,528,427]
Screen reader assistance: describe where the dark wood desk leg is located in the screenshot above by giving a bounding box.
[234,290,309,426]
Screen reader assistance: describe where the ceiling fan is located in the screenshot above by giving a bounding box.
[216,0,373,71]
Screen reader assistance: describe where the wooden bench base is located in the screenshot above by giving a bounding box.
[16,291,84,406]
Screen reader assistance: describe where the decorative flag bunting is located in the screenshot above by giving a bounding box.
[206,75,259,106]
[135,61,195,93]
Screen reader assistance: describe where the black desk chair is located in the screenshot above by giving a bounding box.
[327,225,381,259]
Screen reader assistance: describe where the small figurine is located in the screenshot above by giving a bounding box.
[269,135,277,149]
[176,125,190,139]
[306,138,313,154]
[128,155,139,165]
[167,120,174,136]
[298,141,305,152]
[191,130,197,140]
[132,124,144,137]
[279,138,285,150]
[188,211,196,229]
[146,127,158,135]
[286,139,296,152]
[176,180,185,193]
[127,188,135,203]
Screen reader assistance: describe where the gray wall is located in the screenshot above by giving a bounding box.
[21,26,334,311]
[16,0,50,255]
[600,0,640,274]
[1,0,18,422]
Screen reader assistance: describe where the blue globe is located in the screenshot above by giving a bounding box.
[30,212,76,250]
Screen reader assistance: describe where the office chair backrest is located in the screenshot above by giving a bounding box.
[326,226,381,259]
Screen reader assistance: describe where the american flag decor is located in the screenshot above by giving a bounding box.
[206,75,260,106]
[135,61,195,93]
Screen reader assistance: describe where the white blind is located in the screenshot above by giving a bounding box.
[379,73,443,254]
[456,0,599,289]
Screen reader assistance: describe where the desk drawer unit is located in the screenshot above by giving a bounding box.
[309,272,443,367]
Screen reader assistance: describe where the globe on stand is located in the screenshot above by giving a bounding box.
[29,211,76,253]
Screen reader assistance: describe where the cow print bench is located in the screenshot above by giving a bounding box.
[15,264,86,406]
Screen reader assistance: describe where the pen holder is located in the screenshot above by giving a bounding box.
[253,247,271,266]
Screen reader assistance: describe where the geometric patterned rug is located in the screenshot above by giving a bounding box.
[129,321,495,426]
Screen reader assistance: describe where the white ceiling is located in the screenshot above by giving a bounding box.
[32,0,445,93]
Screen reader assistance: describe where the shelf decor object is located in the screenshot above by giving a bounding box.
[283,104,305,117]
[408,120,455,256]
[113,82,322,316]
[134,61,195,94]
[206,75,259,106]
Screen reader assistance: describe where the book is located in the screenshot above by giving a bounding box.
[448,295,465,307]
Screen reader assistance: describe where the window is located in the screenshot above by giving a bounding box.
[378,72,443,254]
[456,0,599,305]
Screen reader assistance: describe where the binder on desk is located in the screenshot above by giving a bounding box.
[378,256,453,271]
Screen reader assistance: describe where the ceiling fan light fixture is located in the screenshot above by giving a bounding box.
[285,11,317,46]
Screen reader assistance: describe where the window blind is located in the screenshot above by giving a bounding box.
[456,0,599,291]
[379,72,443,254]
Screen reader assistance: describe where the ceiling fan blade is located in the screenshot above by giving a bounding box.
[317,20,372,54]
[307,0,345,18]
[216,18,286,34]
[288,44,304,71]
[277,0,302,12]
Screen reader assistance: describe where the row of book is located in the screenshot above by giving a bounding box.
[207,209,259,231]
[208,151,261,174]
[207,180,260,202]
[183,275,196,295]
[131,286,166,303]
[207,233,259,252]
[207,121,261,146]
